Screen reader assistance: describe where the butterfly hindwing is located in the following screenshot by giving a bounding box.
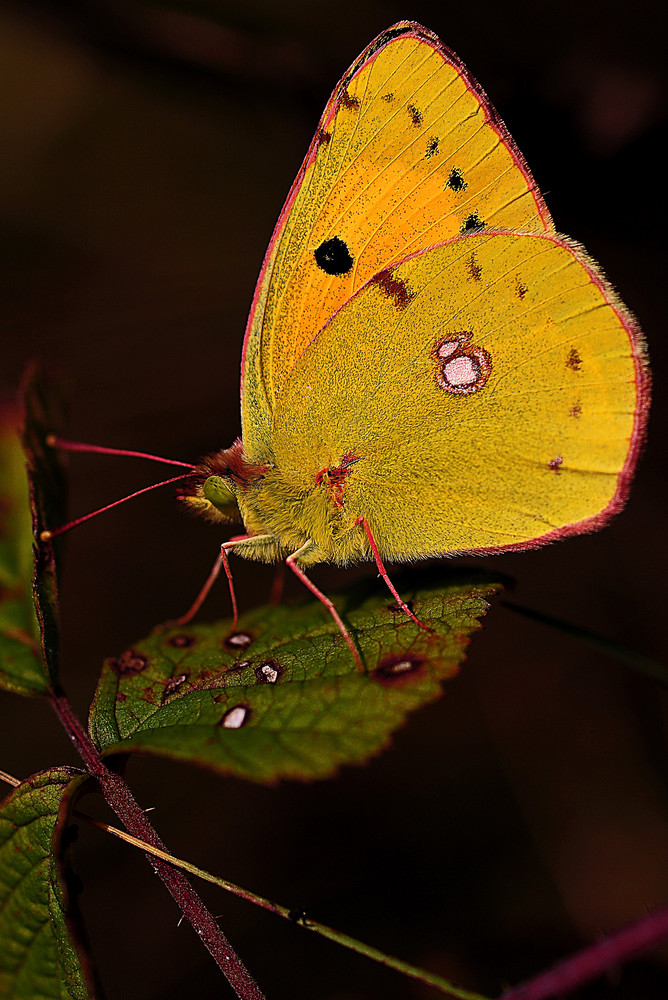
[269,232,647,561]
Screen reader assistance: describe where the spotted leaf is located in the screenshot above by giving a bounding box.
[89,572,498,782]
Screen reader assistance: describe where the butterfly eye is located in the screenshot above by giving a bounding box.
[202,475,238,515]
[314,236,354,276]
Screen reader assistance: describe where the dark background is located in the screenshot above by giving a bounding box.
[1,1,667,997]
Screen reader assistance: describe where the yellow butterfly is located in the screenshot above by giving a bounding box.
[47,22,649,666]
[174,21,649,664]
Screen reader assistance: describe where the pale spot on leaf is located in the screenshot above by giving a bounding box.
[222,705,249,729]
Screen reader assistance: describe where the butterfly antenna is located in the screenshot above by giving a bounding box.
[46,434,195,469]
[39,435,196,541]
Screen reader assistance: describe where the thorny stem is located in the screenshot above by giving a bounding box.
[47,688,265,1000]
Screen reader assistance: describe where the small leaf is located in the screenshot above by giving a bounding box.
[90,573,499,782]
[0,403,48,696]
[0,767,96,1000]
[20,364,68,689]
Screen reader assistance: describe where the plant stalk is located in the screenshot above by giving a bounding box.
[501,904,668,999]
[49,688,265,1000]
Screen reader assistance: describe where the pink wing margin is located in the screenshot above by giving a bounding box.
[239,20,553,409]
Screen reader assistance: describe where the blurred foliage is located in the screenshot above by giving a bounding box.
[0,768,95,1000]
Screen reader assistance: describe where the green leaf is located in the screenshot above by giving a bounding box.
[19,364,68,690]
[0,401,48,697]
[0,768,96,1000]
[90,573,499,782]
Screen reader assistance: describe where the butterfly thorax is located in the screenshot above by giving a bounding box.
[179,439,368,566]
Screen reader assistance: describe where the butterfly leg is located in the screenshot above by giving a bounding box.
[356,517,432,632]
[286,544,363,670]
[171,534,274,627]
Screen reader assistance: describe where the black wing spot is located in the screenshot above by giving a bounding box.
[461,211,485,233]
[446,167,467,192]
[425,137,440,159]
[407,104,422,126]
[314,236,354,276]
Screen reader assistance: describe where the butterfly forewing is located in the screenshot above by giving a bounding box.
[241,22,553,462]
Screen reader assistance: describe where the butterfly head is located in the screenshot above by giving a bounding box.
[178,438,266,525]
